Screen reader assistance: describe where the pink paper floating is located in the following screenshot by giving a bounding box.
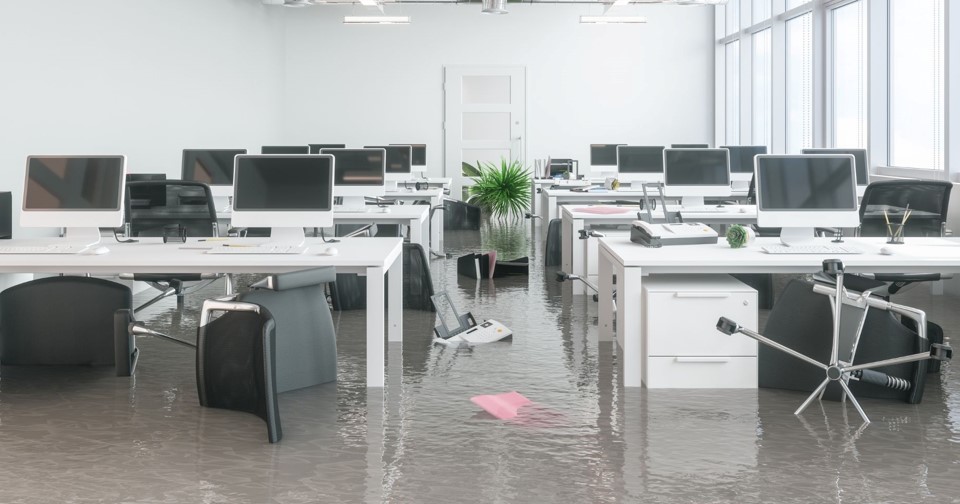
[470,391,532,420]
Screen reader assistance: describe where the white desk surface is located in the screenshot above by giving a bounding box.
[0,237,403,388]
[561,204,757,221]
[596,236,960,387]
[383,188,444,199]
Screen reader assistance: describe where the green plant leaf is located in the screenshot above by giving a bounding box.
[462,161,481,178]
[466,157,531,219]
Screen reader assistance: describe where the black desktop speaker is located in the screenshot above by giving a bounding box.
[0,192,11,239]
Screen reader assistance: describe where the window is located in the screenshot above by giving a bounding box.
[752,29,772,148]
[785,13,812,153]
[725,0,741,36]
[725,41,741,145]
[831,0,868,148]
[752,0,771,24]
[889,0,944,170]
[786,0,808,11]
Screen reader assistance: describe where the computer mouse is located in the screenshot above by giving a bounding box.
[738,207,747,213]
[879,246,895,256]
[319,247,338,256]
[85,246,110,255]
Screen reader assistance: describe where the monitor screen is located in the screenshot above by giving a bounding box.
[721,146,768,174]
[802,148,869,185]
[590,144,623,166]
[365,145,411,174]
[25,156,124,211]
[323,148,386,186]
[671,144,710,149]
[756,156,857,211]
[664,149,730,186]
[391,144,426,166]
[181,149,246,185]
[234,156,333,211]
[309,144,346,154]
[261,145,310,155]
[617,146,665,173]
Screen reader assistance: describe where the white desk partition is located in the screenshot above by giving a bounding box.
[597,236,960,387]
[0,237,403,387]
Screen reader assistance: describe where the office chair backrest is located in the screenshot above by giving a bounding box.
[126,180,218,238]
[859,180,952,237]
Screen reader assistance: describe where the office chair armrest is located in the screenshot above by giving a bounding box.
[248,267,337,292]
[342,223,375,238]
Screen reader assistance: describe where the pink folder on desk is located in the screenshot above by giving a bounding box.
[576,206,633,215]
[470,391,531,419]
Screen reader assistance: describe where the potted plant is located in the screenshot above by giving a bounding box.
[465,158,531,220]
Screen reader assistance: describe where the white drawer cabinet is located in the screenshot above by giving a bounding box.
[641,275,758,388]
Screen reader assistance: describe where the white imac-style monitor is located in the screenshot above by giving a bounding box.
[22,155,127,247]
[261,145,310,155]
[391,144,427,173]
[662,148,731,207]
[365,145,412,188]
[720,145,767,184]
[755,154,860,245]
[320,148,386,208]
[181,149,247,198]
[802,148,869,196]
[616,146,665,185]
[232,154,334,246]
[590,144,624,175]
[309,144,346,154]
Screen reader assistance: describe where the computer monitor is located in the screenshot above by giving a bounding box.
[662,148,731,207]
[320,148,386,207]
[616,146,665,184]
[261,145,310,155]
[590,144,624,175]
[181,149,246,198]
[232,154,334,246]
[309,144,346,154]
[22,155,126,246]
[364,145,412,187]
[720,145,768,183]
[391,144,427,173]
[671,144,710,149]
[755,154,860,245]
[802,148,869,196]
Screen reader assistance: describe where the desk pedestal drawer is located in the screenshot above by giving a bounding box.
[644,356,757,388]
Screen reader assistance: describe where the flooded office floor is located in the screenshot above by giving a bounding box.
[0,223,958,503]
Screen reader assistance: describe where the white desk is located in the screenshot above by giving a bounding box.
[561,204,758,294]
[531,178,595,216]
[0,237,403,388]
[597,236,960,387]
[382,188,444,255]
[396,177,452,190]
[541,187,752,226]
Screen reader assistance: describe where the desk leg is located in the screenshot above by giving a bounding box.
[366,266,386,388]
[430,196,443,255]
[598,249,615,342]
[387,256,403,343]
[410,217,425,249]
[617,263,643,388]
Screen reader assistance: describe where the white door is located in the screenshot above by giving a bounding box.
[443,65,526,200]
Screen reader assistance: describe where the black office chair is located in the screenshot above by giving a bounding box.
[0,276,136,375]
[122,180,221,311]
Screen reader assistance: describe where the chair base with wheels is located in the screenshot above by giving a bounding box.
[716,259,952,425]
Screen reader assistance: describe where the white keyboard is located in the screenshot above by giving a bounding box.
[762,244,863,255]
[681,206,733,213]
[0,244,88,254]
[206,244,308,255]
[334,206,391,214]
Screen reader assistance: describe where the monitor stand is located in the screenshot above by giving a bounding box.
[266,227,306,248]
[385,180,399,192]
[779,227,816,245]
[64,227,103,248]
[335,196,367,213]
[680,196,707,208]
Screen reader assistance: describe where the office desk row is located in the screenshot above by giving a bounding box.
[596,236,960,387]
[0,237,404,388]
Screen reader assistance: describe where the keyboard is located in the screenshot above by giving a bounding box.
[0,244,88,254]
[206,244,308,255]
[681,206,733,213]
[762,244,863,255]
[334,206,391,214]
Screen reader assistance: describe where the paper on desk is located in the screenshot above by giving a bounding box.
[575,206,633,215]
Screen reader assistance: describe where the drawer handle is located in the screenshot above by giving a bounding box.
[674,357,730,363]
[673,293,731,299]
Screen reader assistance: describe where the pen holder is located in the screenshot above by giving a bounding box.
[886,224,905,244]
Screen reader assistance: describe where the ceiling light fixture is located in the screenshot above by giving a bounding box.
[481,0,508,15]
[580,15,648,24]
[343,15,411,24]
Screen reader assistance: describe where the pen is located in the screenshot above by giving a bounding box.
[222,244,258,248]
[884,209,892,237]
[198,238,229,242]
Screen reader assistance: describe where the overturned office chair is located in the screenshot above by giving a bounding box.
[122,180,221,311]
[196,298,281,443]
[717,260,952,424]
[0,276,137,375]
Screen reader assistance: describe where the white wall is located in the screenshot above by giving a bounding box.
[280,4,716,178]
[0,0,285,237]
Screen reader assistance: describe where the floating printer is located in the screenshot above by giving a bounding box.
[430,292,513,346]
[630,220,719,247]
